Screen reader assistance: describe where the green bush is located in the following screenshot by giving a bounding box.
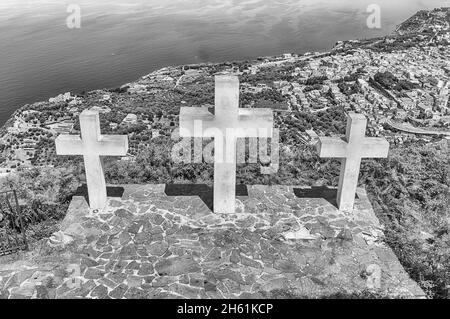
[0,165,80,242]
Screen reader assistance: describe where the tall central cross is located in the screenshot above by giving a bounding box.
[55,110,128,210]
[179,74,274,214]
[317,113,389,212]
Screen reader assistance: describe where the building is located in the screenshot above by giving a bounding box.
[399,98,416,110]
[418,103,433,117]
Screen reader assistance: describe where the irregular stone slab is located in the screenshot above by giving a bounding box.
[155,256,201,276]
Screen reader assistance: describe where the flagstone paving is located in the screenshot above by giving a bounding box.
[0,184,424,299]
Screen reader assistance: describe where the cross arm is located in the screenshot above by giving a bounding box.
[55,135,83,155]
[316,137,349,158]
[97,136,129,156]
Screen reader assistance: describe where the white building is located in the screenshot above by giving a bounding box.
[121,113,138,126]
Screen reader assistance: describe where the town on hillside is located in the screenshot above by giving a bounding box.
[0,7,449,177]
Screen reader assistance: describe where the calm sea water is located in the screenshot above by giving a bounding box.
[0,0,447,125]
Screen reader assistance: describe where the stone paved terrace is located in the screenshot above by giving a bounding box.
[0,184,424,299]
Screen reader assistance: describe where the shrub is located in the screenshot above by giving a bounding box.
[0,165,80,242]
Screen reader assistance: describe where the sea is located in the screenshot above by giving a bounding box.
[0,0,447,125]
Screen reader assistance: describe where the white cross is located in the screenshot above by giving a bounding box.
[55,110,128,210]
[179,74,274,214]
[316,113,389,211]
